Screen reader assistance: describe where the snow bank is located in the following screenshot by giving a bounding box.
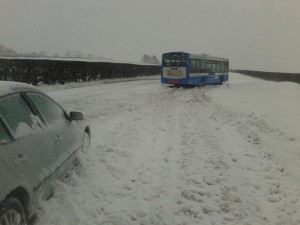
[36,73,300,225]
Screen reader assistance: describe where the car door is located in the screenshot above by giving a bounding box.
[0,121,22,200]
[0,93,56,199]
[26,92,82,180]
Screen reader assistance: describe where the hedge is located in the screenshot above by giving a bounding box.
[232,70,300,84]
[0,58,160,85]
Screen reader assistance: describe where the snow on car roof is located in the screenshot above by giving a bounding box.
[0,81,37,97]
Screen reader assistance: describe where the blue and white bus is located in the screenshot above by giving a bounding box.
[161,52,229,86]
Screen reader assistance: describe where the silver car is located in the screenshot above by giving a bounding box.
[0,81,90,225]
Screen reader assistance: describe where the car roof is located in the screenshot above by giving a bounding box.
[0,81,40,97]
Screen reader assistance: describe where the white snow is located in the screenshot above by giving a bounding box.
[15,122,33,138]
[36,73,300,225]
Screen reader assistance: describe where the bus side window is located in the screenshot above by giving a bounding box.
[197,60,201,73]
[207,61,212,72]
[225,62,229,72]
[190,59,197,73]
[216,62,221,73]
[221,62,225,73]
[211,62,216,73]
[200,60,207,73]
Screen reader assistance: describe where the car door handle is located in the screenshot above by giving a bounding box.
[14,153,27,165]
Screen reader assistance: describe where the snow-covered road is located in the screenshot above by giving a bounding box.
[36,73,300,225]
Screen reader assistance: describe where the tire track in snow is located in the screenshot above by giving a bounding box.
[36,81,299,225]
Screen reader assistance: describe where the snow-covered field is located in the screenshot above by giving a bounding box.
[36,73,300,225]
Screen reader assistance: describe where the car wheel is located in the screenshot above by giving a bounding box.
[0,197,26,225]
[81,132,90,153]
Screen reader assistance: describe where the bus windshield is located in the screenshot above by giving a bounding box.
[162,53,186,67]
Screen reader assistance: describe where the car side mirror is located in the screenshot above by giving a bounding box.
[70,111,83,120]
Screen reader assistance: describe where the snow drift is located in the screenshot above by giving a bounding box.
[35,73,300,225]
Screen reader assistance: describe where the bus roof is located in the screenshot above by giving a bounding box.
[163,52,229,62]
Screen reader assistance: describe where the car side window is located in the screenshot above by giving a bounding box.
[0,94,42,139]
[0,122,10,144]
[27,93,67,126]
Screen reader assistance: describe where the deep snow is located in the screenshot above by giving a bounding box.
[36,73,300,225]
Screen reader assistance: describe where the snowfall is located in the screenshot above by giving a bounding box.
[35,72,300,225]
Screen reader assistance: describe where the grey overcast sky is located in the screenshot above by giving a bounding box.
[0,0,300,72]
